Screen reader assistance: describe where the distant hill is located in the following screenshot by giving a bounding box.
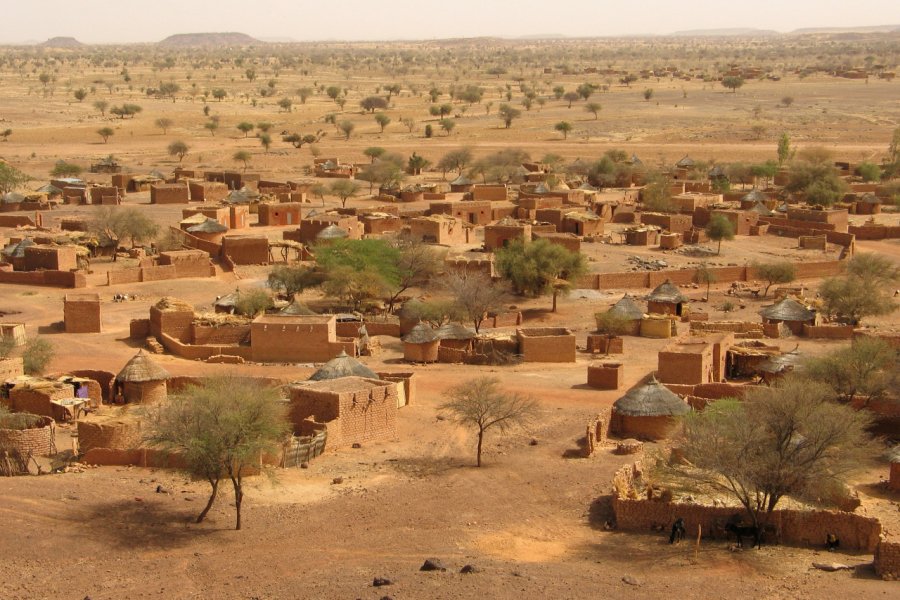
[39,36,85,48]
[158,32,262,47]
[789,25,900,35]
[669,28,779,37]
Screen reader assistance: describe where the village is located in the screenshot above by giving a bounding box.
[0,23,899,600]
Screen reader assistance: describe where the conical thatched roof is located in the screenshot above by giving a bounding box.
[309,350,379,381]
[758,350,802,375]
[117,350,170,383]
[608,294,645,321]
[36,184,63,196]
[316,224,349,240]
[708,165,727,179]
[742,189,768,203]
[675,155,695,168]
[748,201,773,217]
[613,378,689,417]
[859,193,880,204]
[186,218,228,234]
[579,182,598,191]
[280,301,317,315]
[759,298,815,322]
[403,322,439,344]
[435,322,476,340]
[647,280,688,303]
[224,188,260,203]
[450,174,474,186]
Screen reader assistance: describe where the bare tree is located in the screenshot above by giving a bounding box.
[146,377,288,530]
[443,271,507,333]
[439,377,537,467]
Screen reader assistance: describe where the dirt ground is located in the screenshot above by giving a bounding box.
[2,40,900,599]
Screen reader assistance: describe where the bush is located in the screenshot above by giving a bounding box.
[22,338,54,375]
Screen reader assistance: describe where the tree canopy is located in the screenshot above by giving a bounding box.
[494,239,586,312]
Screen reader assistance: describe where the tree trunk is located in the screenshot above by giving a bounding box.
[476,429,484,467]
[717,239,722,255]
[231,476,243,530]
[197,478,219,523]
[552,290,558,312]
[706,280,711,301]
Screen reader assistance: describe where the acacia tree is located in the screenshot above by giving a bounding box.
[167,140,189,162]
[443,271,507,333]
[96,127,114,143]
[439,377,537,467]
[805,337,898,404]
[154,118,174,134]
[722,76,745,93]
[674,377,873,535]
[437,148,473,178]
[585,102,602,119]
[554,121,573,140]
[339,120,355,140]
[497,104,521,128]
[705,214,735,255]
[495,239,586,312]
[90,206,160,259]
[0,162,31,194]
[329,179,360,208]
[374,113,391,133]
[385,237,444,312]
[752,261,796,297]
[146,377,288,530]
[232,150,252,171]
[819,253,899,325]
[267,264,322,299]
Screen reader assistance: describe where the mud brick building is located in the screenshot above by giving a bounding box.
[639,212,694,236]
[484,221,532,251]
[88,185,121,205]
[150,183,190,204]
[472,184,508,202]
[288,213,363,245]
[287,377,398,449]
[188,181,229,203]
[23,245,77,272]
[710,209,759,236]
[517,327,576,362]
[610,378,690,440]
[64,293,101,333]
[408,215,468,245]
[250,315,357,363]
[157,250,214,277]
[786,207,849,233]
[183,206,230,228]
[587,362,624,390]
[0,414,56,458]
[222,235,270,264]
[656,334,733,386]
[258,202,303,227]
[429,200,493,225]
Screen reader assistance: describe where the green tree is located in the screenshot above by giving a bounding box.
[554,121,573,140]
[805,337,898,404]
[818,253,899,326]
[267,265,322,299]
[752,261,796,297]
[211,88,227,101]
[316,239,401,310]
[497,104,521,128]
[277,97,293,112]
[50,160,82,178]
[0,162,30,194]
[234,289,273,317]
[674,377,873,535]
[494,239,587,312]
[374,112,391,132]
[705,214,735,255]
[443,271,507,333]
[329,179,360,208]
[357,153,406,193]
[439,118,455,136]
[167,140,189,162]
[259,133,272,153]
[90,206,160,258]
[232,150,252,171]
[407,152,431,175]
[437,148,473,178]
[384,237,443,312]
[439,377,537,467]
[236,122,255,137]
[22,337,54,375]
[257,121,273,133]
[593,311,631,355]
[146,377,288,530]
[297,87,313,104]
[96,127,114,143]
[640,171,676,213]
[93,99,108,116]
[777,132,794,166]
[110,104,142,119]
[360,96,388,112]
[856,162,881,182]
[339,120,355,140]
[326,86,341,101]
[585,102,602,119]
[722,76,745,93]
[73,88,87,102]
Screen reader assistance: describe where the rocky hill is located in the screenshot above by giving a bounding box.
[39,37,85,48]
[158,32,262,48]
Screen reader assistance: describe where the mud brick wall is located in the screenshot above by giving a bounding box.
[250,323,355,363]
[0,357,24,380]
[0,416,55,457]
[437,345,468,363]
[129,319,151,339]
[640,212,694,234]
[587,363,623,390]
[337,384,398,447]
[88,186,119,204]
[67,370,115,404]
[586,335,626,354]
[533,232,581,253]
[64,296,101,333]
[188,181,229,202]
[23,245,78,271]
[785,208,849,232]
[150,183,190,204]
[191,323,251,345]
[159,333,254,361]
[107,268,142,285]
[157,250,213,278]
[657,350,710,385]
[77,418,141,453]
[0,215,36,227]
[582,413,609,457]
[874,541,900,580]
[596,272,651,289]
[690,321,763,336]
[9,385,74,418]
[0,269,85,288]
[472,185,508,201]
[517,328,576,362]
[222,236,270,264]
[140,265,178,281]
[150,306,194,343]
[802,324,854,339]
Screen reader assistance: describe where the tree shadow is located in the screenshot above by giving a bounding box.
[386,455,469,478]
[73,497,223,550]
[562,435,589,459]
[36,322,64,334]
[115,336,145,349]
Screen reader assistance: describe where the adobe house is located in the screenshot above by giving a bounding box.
[64,293,101,333]
[157,250,214,277]
[222,235,269,264]
[114,350,170,404]
[656,333,734,386]
[659,232,682,249]
[639,212,694,235]
[228,205,250,229]
[484,219,532,251]
[188,180,229,203]
[610,378,690,441]
[710,209,758,236]
[361,212,403,235]
[408,215,467,245]
[647,280,689,316]
[183,206,230,228]
[739,189,775,210]
[313,159,355,179]
[532,231,581,253]
[853,193,882,215]
[185,218,228,244]
[287,376,398,449]
[587,362,624,390]
[88,185,121,206]
[257,202,303,227]
[759,298,817,335]
[624,226,659,246]
[603,294,644,336]
[786,206,849,233]
[291,213,363,245]
[640,314,678,339]
[150,183,190,204]
[472,184,508,202]
[23,245,78,272]
[429,200,493,225]
[517,327,576,363]
[402,323,440,363]
[250,314,356,363]
[560,211,604,237]
[435,322,477,362]
[0,323,26,347]
[6,379,75,420]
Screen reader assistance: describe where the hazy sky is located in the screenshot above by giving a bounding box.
[5,0,900,43]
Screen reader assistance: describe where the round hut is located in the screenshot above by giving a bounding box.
[402,323,440,363]
[316,224,350,244]
[435,322,476,353]
[279,301,317,316]
[449,174,474,194]
[611,378,690,440]
[186,218,228,244]
[759,298,816,335]
[647,280,688,316]
[115,350,170,404]
[606,294,645,335]
[309,350,379,381]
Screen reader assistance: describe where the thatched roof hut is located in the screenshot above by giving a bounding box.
[759,298,815,323]
[316,224,349,241]
[309,350,379,381]
[280,301,317,316]
[611,378,689,440]
[402,322,440,362]
[647,280,688,316]
[675,155,695,169]
[186,218,228,234]
[435,322,476,340]
[608,294,645,321]
[116,350,170,383]
[402,322,439,344]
